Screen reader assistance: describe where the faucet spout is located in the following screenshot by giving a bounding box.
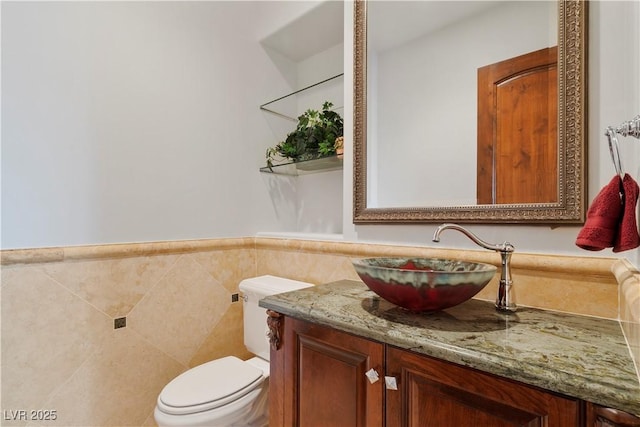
[432,223,516,313]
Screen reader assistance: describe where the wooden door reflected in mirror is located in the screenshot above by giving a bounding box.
[477,46,558,205]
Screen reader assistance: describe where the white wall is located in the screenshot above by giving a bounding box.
[294,43,344,235]
[3,1,639,268]
[1,1,309,249]
[344,0,640,266]
[587,0,640,267]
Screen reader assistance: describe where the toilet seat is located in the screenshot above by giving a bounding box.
[157,356,264,416]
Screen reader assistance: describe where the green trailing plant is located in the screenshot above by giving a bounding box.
[266,101,344,170]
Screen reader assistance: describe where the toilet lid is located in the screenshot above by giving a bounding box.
[158,356,264,415]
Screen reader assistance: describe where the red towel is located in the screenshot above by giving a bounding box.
[613,174,640,252]
[576,175,623,251]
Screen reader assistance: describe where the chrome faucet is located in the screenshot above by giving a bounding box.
[432,223,516,313]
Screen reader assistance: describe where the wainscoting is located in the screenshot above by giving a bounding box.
[1,237,634,426]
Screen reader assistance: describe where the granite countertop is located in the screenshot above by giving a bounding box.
[259,280,640,417]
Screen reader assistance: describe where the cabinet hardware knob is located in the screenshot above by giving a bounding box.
[365,368,380,384]
[385,376,398,390]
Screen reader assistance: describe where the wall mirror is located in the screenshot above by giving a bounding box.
[353,0,587,223]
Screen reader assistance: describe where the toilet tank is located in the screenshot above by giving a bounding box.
[239,275,313,361]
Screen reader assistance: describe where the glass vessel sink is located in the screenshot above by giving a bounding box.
[351,258,497,312]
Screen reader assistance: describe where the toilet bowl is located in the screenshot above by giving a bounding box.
[154,275,313,427]
[154,356,269,427]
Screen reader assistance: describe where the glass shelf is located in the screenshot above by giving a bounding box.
[260,73,344,121]
[260,155,343,176]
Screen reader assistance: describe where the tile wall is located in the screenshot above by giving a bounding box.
[0,239,256,426]
[0,237,634,426]
[613,259,640,378]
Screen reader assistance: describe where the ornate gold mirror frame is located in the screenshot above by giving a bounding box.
[353,0,587,224]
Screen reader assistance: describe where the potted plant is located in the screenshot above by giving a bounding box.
[266,101,344,171]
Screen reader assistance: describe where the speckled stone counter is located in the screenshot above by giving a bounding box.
[259,280,640,417]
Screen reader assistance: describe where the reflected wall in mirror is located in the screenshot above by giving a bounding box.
[353,0,587,223]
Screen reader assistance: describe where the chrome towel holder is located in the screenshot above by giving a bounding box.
[605,115,639,180]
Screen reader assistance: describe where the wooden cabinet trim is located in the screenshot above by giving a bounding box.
[586,402,640,427]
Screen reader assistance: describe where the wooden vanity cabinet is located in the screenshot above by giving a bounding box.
[386,345,581,426]
[268,314,635,427]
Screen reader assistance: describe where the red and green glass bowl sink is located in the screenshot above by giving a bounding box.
[352,257,498,312]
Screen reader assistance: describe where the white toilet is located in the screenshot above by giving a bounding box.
[154,275,313,427]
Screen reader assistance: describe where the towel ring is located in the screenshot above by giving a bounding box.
[606,126,625,180]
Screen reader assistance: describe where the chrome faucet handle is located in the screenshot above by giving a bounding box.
[432,223,517,313]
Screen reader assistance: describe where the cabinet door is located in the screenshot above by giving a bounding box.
[586,402,640,427]
[386,346,581,427]
[278,317,384,427]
